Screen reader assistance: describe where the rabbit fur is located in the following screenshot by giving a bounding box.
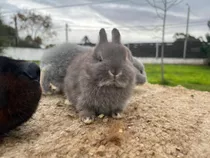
[40,44,146,95]
[40,43,92,94]
[133,57,147,84]
[64,28,136,124]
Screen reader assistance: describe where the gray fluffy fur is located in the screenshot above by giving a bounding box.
[40,43,92,94]
[133,57,147,84]
[40,43,146,94]
[64,28,136,122]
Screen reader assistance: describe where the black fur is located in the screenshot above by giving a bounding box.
[0,56,41,134]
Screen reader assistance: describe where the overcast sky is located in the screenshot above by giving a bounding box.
[0,0,209,45]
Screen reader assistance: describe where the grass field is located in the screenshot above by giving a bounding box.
[145,64,210,92]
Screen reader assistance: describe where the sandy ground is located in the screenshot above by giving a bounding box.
[0,83,210,158]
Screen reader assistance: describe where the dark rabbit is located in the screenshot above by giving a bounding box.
[0,56,41,134]
[64,28,136,124]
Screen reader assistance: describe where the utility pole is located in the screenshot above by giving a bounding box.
[14,16,18,47]
[183,3,190,59]
[160,2,167,83]
[65,23,68,42]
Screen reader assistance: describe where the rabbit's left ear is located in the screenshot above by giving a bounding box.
[99,28,108,44]
[112,28,121,44]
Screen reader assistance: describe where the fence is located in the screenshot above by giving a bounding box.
[125,41,207,58]
[79,41,207,58]
[1,41,208,65]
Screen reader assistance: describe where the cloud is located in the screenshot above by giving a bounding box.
[1,0,209,44]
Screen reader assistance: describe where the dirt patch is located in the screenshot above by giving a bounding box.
[0,83,210,158]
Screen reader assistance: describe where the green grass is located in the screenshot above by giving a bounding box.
[145,64,210,92]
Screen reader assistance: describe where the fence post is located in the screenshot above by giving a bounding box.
[156,43,159,58]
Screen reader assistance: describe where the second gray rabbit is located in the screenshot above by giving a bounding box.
[133,57,147,84]
[40,43,92,94]
[64,28,136,124]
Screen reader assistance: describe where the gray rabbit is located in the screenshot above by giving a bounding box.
[133,57,147,84]
[64,28,136,124]
[40,43,146,95]
[40,43,92,94]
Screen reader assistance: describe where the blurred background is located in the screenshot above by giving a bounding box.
[0,0,210,91]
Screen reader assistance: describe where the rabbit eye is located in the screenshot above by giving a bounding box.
[98,58,103,62]
[140,70,143,74]
[97,55,103,62]
[94,51,103,62]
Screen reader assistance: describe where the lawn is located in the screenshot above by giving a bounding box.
[145,64,210,92]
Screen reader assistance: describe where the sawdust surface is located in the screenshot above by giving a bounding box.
[1,83,210,158]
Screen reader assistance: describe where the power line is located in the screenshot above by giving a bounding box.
[0,22,204,37]
[1,0,207,34]
[1,0,207,29]
[1,0,125,15]
[52,21,206,30]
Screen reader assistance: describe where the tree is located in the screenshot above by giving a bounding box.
[81,35,91,44]
[13,10,56,46]
[0,14,3,53]
[173,33,201,42]
[80,35,95,46]
[45,44,55,49]
[0,37,3,54]
[206,33,210,42]
[201,32,210,65]
[0,12,42,49]
[145,0,183,83]
[205,21,210,64]
[0,13,16,53]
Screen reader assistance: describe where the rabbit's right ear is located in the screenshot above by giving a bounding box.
[98,28,108,44]
[112,28,121,44]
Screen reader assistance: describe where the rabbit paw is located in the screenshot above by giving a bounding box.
[81,117,94,124]
[98,114,105,119]
[112,112,123,119]
[64,99,72,105]
[79,110,95,124]
[42,91,53,96]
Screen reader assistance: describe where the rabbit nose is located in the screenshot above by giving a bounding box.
[108,70,122,78]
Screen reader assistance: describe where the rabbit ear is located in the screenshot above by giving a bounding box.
[99,28,108,44]
[112,28,121,44]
